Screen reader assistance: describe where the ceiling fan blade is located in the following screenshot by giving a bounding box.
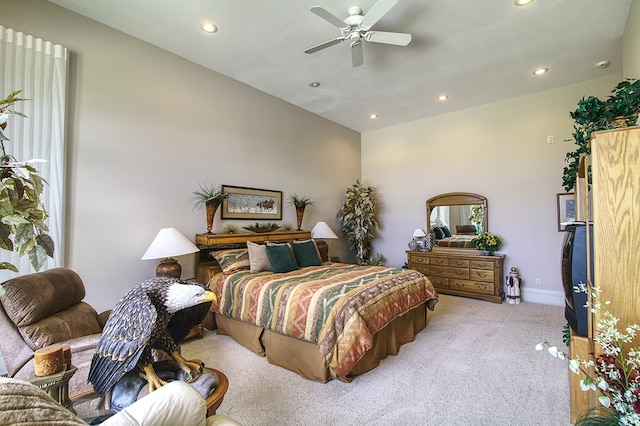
[304,37,345,54]
[361,0,398,29]
[351,41,364,67]
[310,6,347,29]
[364,31,412,46]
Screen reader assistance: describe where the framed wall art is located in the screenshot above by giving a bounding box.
[221,185,282,220]
[557,192,576,232]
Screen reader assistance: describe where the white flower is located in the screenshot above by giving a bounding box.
[598,395,611,408]
[568,359,580,374]
[580,378,596,392]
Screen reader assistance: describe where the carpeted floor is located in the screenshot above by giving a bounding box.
[181,294,571,426]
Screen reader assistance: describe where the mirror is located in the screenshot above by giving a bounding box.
[426,192,488,249]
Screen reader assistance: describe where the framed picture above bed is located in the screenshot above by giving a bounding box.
[557,192,575,231]
[221,185,283,220]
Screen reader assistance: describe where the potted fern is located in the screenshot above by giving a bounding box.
[190,183,228,234]
[288,194,313,231]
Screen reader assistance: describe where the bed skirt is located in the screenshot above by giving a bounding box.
[214,302,428,383]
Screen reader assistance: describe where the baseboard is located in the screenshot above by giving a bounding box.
[521,288,564,306]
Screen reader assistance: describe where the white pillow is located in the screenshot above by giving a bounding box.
[247,241,272,272]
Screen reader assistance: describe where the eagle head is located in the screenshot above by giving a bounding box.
[165,282,216,314]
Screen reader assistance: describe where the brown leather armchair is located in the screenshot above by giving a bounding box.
[0,268,110,396]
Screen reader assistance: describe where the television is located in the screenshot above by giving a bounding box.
[561,222,593,337]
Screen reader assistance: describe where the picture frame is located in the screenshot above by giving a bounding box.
[557,192,576,232]
[221,185,283,220]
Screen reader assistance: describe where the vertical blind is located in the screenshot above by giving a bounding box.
[0,26,67,279]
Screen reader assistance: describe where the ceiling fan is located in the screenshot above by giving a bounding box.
[304,0,412,67]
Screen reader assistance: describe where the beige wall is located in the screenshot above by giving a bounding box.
[361,74,622,304]
[624,0,640,78]
[0,0,361,312]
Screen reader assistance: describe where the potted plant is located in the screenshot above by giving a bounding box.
[337,180,382,265]
[562,79,640,192]
[471,231,502,255]
[0,90,55,278]
[190,183,228,234]
[288,194,313,231]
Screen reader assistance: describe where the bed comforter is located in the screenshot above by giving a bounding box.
[210,263,438,376]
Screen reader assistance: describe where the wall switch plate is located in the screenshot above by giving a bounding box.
[547,135,554,144]
[536,278,542,286]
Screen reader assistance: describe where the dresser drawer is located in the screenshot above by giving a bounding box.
[430,257,448,266]
[450,279,494,295]
[412,264,429,275]
[429,276,449,289]
[431,266,469,280]
[470,259,495,270]
[448,259,470,268]
[470,269,495,282]
[409,254,429,265]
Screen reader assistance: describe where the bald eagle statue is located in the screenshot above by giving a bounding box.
[88,277,216,397]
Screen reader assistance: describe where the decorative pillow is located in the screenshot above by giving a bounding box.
[292,240,322,267]
[434,227,445,240]
[442,226,452,237]
[211,249,250,274]
[265,243,299,273]
[247,241,272,272]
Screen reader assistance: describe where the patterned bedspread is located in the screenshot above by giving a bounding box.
[436,234,476,248]
[209,263,438,376]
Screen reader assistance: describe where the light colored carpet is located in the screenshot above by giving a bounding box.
[182,294,571,426]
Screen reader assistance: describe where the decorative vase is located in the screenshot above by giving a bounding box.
[205,200,220,234]
[408,239,418,251]
[295,206,305,231]
[482,250,493,256]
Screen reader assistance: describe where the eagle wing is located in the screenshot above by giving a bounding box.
[88,288,157,396]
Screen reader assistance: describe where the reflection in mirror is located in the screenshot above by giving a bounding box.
[426,192,488,251]
[430,205,484,235]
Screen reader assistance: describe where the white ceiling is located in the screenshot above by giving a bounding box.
[47,0,631,133]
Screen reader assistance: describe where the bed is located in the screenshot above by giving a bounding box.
[434,234,476,248]
[204,238,438,383]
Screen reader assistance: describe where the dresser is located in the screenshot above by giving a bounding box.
[407,250,505,303]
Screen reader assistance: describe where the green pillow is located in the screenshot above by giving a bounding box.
[292,240,322,267]
[265,243,299,273]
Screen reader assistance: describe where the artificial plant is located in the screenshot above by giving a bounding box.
[0,90,55,274]
[562,79,640,192]
[337,180,382,265]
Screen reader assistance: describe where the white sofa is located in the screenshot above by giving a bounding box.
[0,377,241,426]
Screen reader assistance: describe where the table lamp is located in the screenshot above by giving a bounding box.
[141,227,199,279]
[311,221,338,262]
[412,228,427,251]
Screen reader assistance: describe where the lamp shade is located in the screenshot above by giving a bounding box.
[412,228,427,238]
[141,227,199,260]
[311,222,338,239]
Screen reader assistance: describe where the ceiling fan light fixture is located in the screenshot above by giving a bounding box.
[514,0,534,6]
[532,67,549,76]
[201,22,218,33]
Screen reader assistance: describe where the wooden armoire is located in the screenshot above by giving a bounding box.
[568,126,640,423]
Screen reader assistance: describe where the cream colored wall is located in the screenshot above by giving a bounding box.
[361,74,622,305]
[624,0,640,78]
[0,0,360,312]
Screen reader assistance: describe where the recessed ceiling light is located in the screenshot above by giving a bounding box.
[369,113,379,119]
[308,82,321,88]
[436,94,449,101]
[201,22,218,33]
[532,67,549,76]
[514,0,534,6]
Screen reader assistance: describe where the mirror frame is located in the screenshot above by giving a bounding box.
[426,192,488,236]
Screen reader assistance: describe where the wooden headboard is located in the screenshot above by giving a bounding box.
[194,230,312,284]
